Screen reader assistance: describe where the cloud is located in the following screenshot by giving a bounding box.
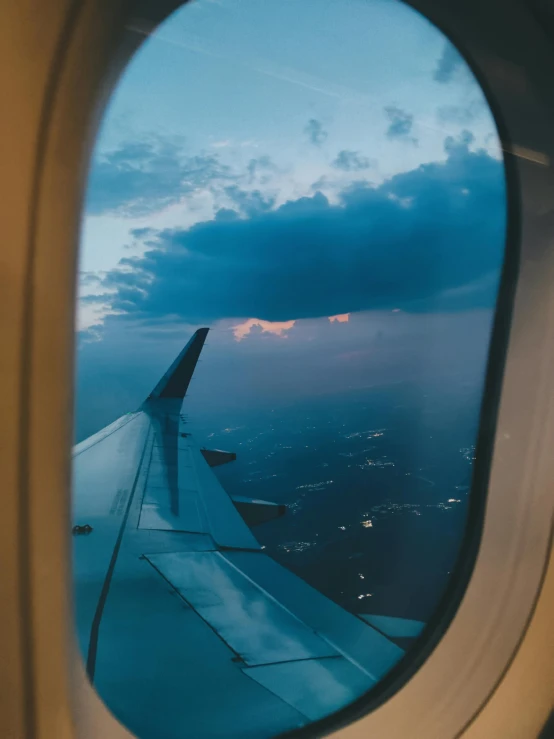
[223,185,276,217]
[78,293,112,305]
[304,119,328,146]
[79,271,103,286]
[434,43,464,84]
[328,314,350,323]
[332,150,372,172]
[233,318,296,341]
[85,138,232,217]
[310,176,329,192]
[86,133,506,327]
[437,99,485,125]
[247,156,275,183]
[130,227,156,240]
[444,129,475,152]
[384,106,417,144]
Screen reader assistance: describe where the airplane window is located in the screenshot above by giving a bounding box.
[73,0,507,737]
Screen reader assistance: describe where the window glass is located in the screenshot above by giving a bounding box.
[74,1,507,737]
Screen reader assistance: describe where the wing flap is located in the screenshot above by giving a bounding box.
[243,657,374,721]
[223,551,404,681]
[358,614,425,638]
[145,551,335,665]
[142,547,398,721]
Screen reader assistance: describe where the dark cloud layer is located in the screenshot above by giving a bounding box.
[86,139,231,216]
[88,134,506,326]
[384,106,416,143]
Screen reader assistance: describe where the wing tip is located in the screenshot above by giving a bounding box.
[146,327,210,402]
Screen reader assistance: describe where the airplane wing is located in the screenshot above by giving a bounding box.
[72,330,415,739]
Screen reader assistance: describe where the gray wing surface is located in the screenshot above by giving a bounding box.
[72,330,407,739]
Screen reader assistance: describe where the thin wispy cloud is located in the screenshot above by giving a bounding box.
[332,150,372,172]
[247,156,276,183]
[128,23,355,102]
[305,119,328,147]
[436,99,485,125]
[434,42,465,83]
[384,106,417,144]
[79,271,103,287]
[85,138,234,217]
[223,185,276,216]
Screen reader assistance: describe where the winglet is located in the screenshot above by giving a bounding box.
[146,328,209,401]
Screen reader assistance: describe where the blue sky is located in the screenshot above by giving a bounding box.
[75,0,506,441]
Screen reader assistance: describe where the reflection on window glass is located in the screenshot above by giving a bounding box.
[73,0,506,737]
